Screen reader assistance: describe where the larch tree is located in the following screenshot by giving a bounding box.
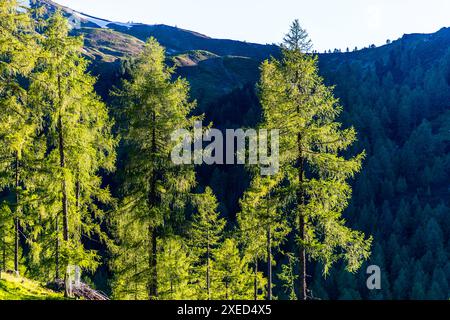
[283,19,313,53]
[157,236,195,300]
[212,238,254,300]
[237,174,288,300]
[0,204,13,275]
[189,187,226,300]
[0,0,38,275]
[28,12,116,294]
[258,20,372,300]
[112,37,197,300]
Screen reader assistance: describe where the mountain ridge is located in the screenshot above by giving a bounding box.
[31,0,279,60]
[30,1,450,111]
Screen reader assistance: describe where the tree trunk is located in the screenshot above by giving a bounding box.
[134,255,138,300]
[297,132,307,300]
[225,281,229,300]
[55,215,60,280]
[2,233,6,272]
[207,233,211,300]
[57,73,70,297]
[267,225,272,300]
[298,215,307,300]
[14,151,20,275]
[148,225,158,299]
[58,117,69,245]
[76,173,81,240]
[147,110,159,300]
[254,259,258,300]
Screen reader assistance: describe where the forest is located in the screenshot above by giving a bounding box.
[0,0,449,301]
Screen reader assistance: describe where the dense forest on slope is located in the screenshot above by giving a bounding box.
[313,32,450,299]
[197,30,450,299]
[0,0,449,300]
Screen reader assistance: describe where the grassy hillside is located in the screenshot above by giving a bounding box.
[73,28,145,62]
[0,273,63,300]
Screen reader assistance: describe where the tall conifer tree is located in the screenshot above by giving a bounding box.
[237,174,288,300]
[212,238,254,300]
[0,0,38,275]
[189,187,226,300]
[112,38,197,300]
[258,20,372,300]
[28,12,116,294]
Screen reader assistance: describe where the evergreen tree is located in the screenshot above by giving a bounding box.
[278,252,298,300]
[282,19,313,53]
[28,12,116,295]
[189,187,226,300]
[0,0,38,275]
[0,203,13,274]
[258,20,372,299]
[158,236,195,300]
[237,174,288,300]
[112,37,197,300]
[212,238,254,300]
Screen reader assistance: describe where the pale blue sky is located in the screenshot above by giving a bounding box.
[53,0,450,51]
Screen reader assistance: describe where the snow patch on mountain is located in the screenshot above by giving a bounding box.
[73,12,110,28]
[72,11,136,30]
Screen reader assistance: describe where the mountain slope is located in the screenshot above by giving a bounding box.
[30,0,279,104]
[32,0,278,60]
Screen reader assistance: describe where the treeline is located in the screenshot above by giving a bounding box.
[0,1,371,300]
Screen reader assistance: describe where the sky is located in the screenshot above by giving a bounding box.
[52,0,450,52]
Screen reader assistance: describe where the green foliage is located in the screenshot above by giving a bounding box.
[237,173,290,299]
[158,236,195,300]
[111,37,198,300]
[109,204,148,300]
[0,204,13,272]
[315,33,450,300]
[282,19,312,53]
[278,253,298,300]
[257,21,372,298]
[189,187,226,299]
[26,11,115,282]
[211,238,255,300]
[0,0,40,275]
[238,175,289,262]
[3,2,449,301]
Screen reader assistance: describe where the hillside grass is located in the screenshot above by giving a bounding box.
[0,272,64,300]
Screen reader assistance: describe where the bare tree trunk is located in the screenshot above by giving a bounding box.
[14,151,20,275]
